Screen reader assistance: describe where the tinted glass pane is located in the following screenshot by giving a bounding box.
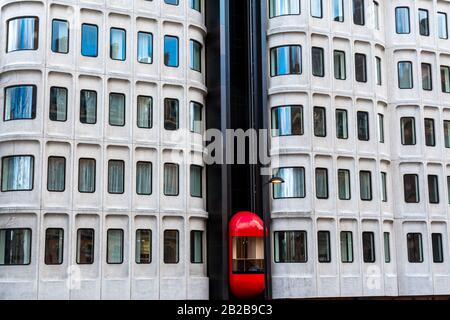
[107,229,123,264]
[270,46,302,76]
[271,106,303,136]
[110,28,126,61]
[45,228,63,265]
[136,162,152,195]
[77,229,94,264]
[164,230,179,263]
[51,20,69,53]
[274,231,307,263]
[78,159,95,193]
[81,24,98,57]
[137,32,153,64]
[164,36,179,67]
[164,99,179,130]
[1,156,34,191]
[273,167,305,198]
[50,87,67,122]
[47,157,65,192]
[109,93,125,126]
[0,229,31,265]
[136,230,151,264]
[4,86,36,121]
[80,90,97,124]
[7,17,38,52]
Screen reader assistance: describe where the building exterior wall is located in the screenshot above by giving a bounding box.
[0,0,208,300]
[268,0,450,299]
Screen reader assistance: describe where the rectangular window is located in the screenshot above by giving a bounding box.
[107,229,123,264]
[269,0,300,18]
[190,230,203,263]
[428,175,439,204]
[313,107,326,137]
[164,230,179,264]
[407,233,423,263]
[432,233,444,263]
[164,98,179,131]
[332,0,344,22]
[273,167,305,199]
[270,45,302,76]
[136,229,152,264]
[438,12,448,39]
[362,232,375,263]
[78,158,95,193]
[384,232,391,263]
[357,111,369,141]
[336,109,348,139]
[378,113,385,143]
[338,169,351,200]
[108,160,124,194]
[271,106,303,136]
[81,24,98,57]
[312,47,324,77]
[444,120,450,148]
[164,35,179,67]
[4,85,36,121]
[424,118,436,147]
[373,1,379,30]
[376,56,382,85]
[355,53,367,82]
[318,231,331,263]
[1,155,34,191]
[419,9,429,36]
[7,17,38,52]
[422,63,433,91]
[190,40,202,72]
[334,50,346,80]
[165,0,179,5]
[45,228,63,265]
[398,61,413,89]
[164,163,179,196]
[0,229,31,265]
[137,32,153,64]
[381,171,387,202]
[315,168,328,199]
[274,231,307,263]
[448,176,450,204]
[80,90,97,124]
[136,161,152,196]
[76,229,94,264]
[353,0,365,26]
[441,66,450,93]
[311,0,323,18]
[49,87,67,122]
[109,93,125,126]
[137,95,152,129]
[404,174,420,203]
[110,28,126,61]
[360,171,372,201]
[340,231,353,263]
[395,7,410,34]
[47,157,65,192]
[190,0,201,12]
[190,165,202,198]
[190,102,203,134]
[401,117,416,145]
[51,19,69,54]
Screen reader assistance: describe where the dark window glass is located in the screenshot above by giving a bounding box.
[384,232,391,263]
[336,109,348,139]
[136,162,152,196]
[312,47,324,77]
[357,111,369,141]
[190,102,203,134]
[395,7,410,34]
[404,174,420,203]
[401,117,416,145]
[190,0,201,12]
[422,63,432,91]
[398,61,413,89]
[360,171,372,201]
[274,231,307,263]
[444,120,450,148]
[76,229,94,264]
[190,165,202,198]
[81,24,98,57]
[109,93,125,126]
[164,35,179,67]
[338,169,351,200]
[355,53,367,82]
[271,106,303,136]
[164,163,179,196]
[191,230,203,263]
[318,231,331,263]
[1,156,34,191]
[108,160,124,194]
[47,157,66,192]
[190,39,202,72]
[4,85,36,121]
[137,96,153,129]
[270,45,302,76]
[381,172,388,202]
[80,90,97,124]
[51,19,69,53]
[334,50,346,80]
[432,233,444,263]
[428,175,439,204]
[164,230,179,264]
[107,229,123,264]
[165,0,179,5]
[0,229,31,265]
[314,107,326,137]
[353,0,365,26]
[376,56,382,85]
[340,231,353,263]
[136,229,152,264]
[45,228,63,265]
[441,66,450,93]
[315,168,328,199]
[407,233,423,263]
[378,113,385,143]
[78,158,95,193]
[419,9,429,36]
[362,232,375,263]
[164,98,179,130]
[49,87,67,122]
[425,118,436,147]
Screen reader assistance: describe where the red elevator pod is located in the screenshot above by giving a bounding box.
[229,211,265,299]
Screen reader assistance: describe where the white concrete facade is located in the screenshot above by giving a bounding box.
[268,0,450,298]
[0,0,208,299]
